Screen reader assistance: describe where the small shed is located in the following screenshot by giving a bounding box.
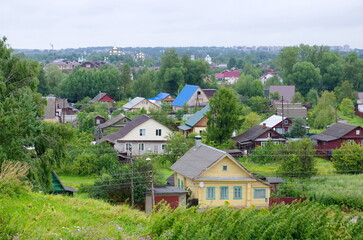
[265,177,284,193]
[50,172,76,196]
[145,186,188,213]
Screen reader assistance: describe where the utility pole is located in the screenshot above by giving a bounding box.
[146,158,154,207]
[129,146,134,207]
[281,96,284,133]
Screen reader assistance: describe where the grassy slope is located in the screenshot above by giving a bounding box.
[0,192,148,239]
[239,157,335,176]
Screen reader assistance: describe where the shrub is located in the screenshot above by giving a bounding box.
[332,141,363,174]
[0,161,31,197]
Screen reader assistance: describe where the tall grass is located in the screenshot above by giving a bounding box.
[278,174,363,210]
[148,202,363,239]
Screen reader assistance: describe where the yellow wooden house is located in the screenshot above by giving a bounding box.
[170,137,271,208]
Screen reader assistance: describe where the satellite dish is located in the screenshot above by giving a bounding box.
[199,182,205,188]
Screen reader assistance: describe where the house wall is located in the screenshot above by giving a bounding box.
[315,127,363,151]
[99,95,115,102]
[185,87,209,108]
[272,119,292,134]
[131,100,160,113]
[145,193,187,213]
[113,119,172,156]
[173,156,270,208]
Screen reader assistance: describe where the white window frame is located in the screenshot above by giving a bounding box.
[139,129,146,136]
[139,143,144,151]
[156,129,162,136]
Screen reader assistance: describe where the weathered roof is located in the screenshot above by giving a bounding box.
[90,92,107,102]
[202,89,217,99]
[170,144,227,179]
[102,114,151,142]
[97,114,130,129]
[172,85,199,107]
[232,125,271,143]
[150,186,188,194]
[123,97,145,109]
[166,174,175,185]
[149,92,171,101]
[260,115,286,128]
[267,85,295,103]
[178,105,210,130]
[265,177,284,184]
[310,122,360,142]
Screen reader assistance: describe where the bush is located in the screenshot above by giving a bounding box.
[332,141,363,173]
[0,161,31,197]
[250,142,285,164]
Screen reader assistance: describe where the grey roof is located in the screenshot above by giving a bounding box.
[267,85,295,102]
[357,92,363,101]
[265,177,284,184]
[178,105,210,130]
[232,125,271,143]
[151,186,188,194]
[260,115,286,128]
[170,144,227,179]
[310,122,360,142]
[90,92,107,102]
[97,114,130,129]
[196,177,254,181]
[102,115,151,142]
[123,97,145,109]
[166,174,175,185]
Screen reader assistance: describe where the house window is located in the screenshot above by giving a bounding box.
[138,143,144,151]
[177,178,180,188]
[181,180,184,188]
[261,142,267,146]
[348,139,354,143]
[125,143,132,151]
[220,187,229,200]
[161,144,165,150]
[284,120,289,125]
[222,165,228,171]
[254,189,266,199]
[96,119,100,125]
[139,129,146,136]
[234,187,242,199]
[356,130,361,135]
[156,129,162,136]
[206,187,215,200]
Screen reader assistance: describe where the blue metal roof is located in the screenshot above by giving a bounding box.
[172,85,199,107]
[149,92,170,101]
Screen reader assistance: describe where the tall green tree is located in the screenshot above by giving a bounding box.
[311,91,337,128]
[235,74,263,98]
[206,88,239,145]
[0,37,44,164]
[288,62,321,96]
[332,142,363,174]
[119,64,132,99]
[227,56,237,69]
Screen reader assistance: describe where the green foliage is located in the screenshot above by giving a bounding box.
[77,111,96,134]
[278,138,317,178]
[289,118,307,138]
[250,142,285,164]
[278,174,363,209]
[0,37,44,165]
[206,88,240,145]
[248,96,269,113]
[306,88,318,105]
[235,74,263,97]
[339,98,355,117]
[59,67,120,102]
[163,132,195,164]
[269,91,280,100]
[148,107,173,129]
[311,91,337,128]
[334,80,356,104]
[149,202,362,239]
[58,132,119,176]
[288,62,321,96]
[87,158,163,204]
[132,70,157,98]
[291,92,304,103]
[332,141,363,174]
[239,112,261,132]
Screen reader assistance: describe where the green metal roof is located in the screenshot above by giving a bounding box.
[178,105,210,131]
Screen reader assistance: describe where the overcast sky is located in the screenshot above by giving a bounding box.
[1,0,362,49]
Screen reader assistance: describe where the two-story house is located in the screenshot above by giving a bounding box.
[102,115,172,157]
[170,136,271,208]
[260,115,293,134]
[171,85,209,112]
[123,97,160,113]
